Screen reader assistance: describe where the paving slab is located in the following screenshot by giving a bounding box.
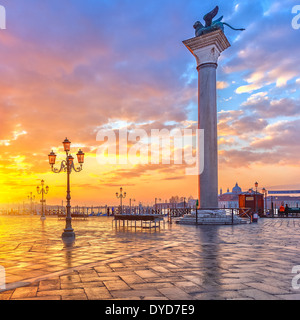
[1,216,300,300]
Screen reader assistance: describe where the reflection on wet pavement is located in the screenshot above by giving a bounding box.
[1,216,300,299]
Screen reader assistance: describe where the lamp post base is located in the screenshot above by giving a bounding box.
[40,216,46,221]
[62,230,75,239]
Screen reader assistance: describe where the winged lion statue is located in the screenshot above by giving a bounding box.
[193,6,245,37]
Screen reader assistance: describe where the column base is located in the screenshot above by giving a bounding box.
[62,230,75,239]
[40,216,46,221]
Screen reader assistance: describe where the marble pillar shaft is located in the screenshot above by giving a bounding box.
[183,30,230,209]
[198,62,218,208]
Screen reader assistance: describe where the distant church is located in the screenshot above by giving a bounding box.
[218,183,242,208]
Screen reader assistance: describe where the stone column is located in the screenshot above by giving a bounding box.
[183,30,230,209]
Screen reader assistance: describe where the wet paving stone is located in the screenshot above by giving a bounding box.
[1,216,300,299]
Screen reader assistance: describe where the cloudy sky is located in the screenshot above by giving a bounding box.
[0,0,299,206]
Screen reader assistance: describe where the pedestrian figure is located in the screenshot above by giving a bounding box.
[285,204,289,218]
[279,203,285,217]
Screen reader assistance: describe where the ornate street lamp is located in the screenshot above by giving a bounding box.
[116,187,126,214]
[262,187,268,214]
[129,198,135,214]
[37,180,49,221]
[48,138,85,239]
[254,182,258,213]
[28,192,35,215]
[155,198,161,214]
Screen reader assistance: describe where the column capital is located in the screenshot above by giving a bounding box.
[183,29,230,68]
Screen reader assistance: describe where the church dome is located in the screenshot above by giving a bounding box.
[232,183,242,194]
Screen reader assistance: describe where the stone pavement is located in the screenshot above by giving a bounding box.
[0,216,300,300]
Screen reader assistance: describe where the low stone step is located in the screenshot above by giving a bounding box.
[177,214,249,225]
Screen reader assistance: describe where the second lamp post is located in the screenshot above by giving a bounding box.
[37,180,49,221]
[255,181,258,213]
[116,187,126,214]
[28,192,35,215]
[48,138,85,239]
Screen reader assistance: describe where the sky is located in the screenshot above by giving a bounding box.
[0,0,300,207]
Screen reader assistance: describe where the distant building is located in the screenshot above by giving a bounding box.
[218,183,242,208]
[232,183,242,194]
[266,195,300,211]
[219,184,300,211]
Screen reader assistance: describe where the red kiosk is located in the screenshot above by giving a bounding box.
[239,192,264,219]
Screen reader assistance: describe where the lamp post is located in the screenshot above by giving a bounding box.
[262,187,268,215]
[28,192,35,215]
[255,182,258,213]
[116,187,126,214]
[271,196,274,216]
[37,180,49,221]
[155,198,161,214]
[48,138,85,239]
[129,198,135,214]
